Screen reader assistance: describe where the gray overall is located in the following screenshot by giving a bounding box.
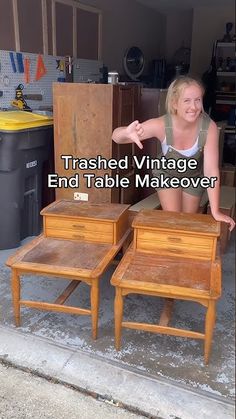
[152,113,211,197]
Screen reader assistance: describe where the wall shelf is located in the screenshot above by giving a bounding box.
[225,125,236,133]
[217,72,236,76]
[216,99,235,105]
[217,42,236,47]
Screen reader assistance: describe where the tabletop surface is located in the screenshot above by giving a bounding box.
[22,238,111,269]
[132,210,220,236]
[6,235,119,278]
[41,200,130,221]
[111,246,212,291]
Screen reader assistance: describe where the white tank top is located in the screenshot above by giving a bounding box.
[161,136,199,157]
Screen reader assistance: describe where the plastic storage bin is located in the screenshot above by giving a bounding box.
[0,111,53,249]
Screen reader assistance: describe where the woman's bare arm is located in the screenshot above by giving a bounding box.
[204,121,235,231]
[112,117,164,149]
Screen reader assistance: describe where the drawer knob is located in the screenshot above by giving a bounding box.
[169,248,183,253]
[72,224,85,229]
[72,234,85,239]
[168,237,181,242]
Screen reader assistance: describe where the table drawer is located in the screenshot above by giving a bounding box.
[46,227,113,243]
[136,230,214,259]
[45,217,113,243]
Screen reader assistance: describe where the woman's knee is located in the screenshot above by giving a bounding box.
[182,191,201,213]
[157,188,182,212]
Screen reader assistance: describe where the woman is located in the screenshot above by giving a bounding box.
[112,76,235,231]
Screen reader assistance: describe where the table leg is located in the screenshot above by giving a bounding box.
[11,269,20,327]
[91,278,99,340]
[159,298,174,326]
[114,287,123,350]
[204,300,216,364]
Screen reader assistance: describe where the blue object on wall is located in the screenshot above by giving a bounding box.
[9,52,17,73]
[16,53,24,73]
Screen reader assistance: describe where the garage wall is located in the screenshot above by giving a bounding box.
[190,4,235,76]
[0,0,15,51]
[165,10,193,64]
[0,0,166,76]
[77,0,166,74]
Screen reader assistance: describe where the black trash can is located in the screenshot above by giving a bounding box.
[0,111,53,250]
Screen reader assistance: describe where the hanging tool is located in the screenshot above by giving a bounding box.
[65,56,73,74]
[9,52,17,73]
[24,58,30,84]
[11,84,31,111]
[56,59,65,82]
[24,93,43,101]
[56,59,65,72]
[16,53,24,73]
[35,54,47,81]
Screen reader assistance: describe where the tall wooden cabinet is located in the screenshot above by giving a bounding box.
[137,88,167,200]
[53,83,140,204]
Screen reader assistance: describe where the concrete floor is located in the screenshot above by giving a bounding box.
[0,363,146,419]
[0,233,235,404]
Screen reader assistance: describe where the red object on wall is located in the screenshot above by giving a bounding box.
[35,55,47,81]
[24,58,30,84]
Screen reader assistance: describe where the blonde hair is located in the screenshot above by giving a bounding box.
[165,76,205,114]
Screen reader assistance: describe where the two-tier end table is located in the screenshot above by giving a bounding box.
[6,200,130,339]
[111,210,221,364]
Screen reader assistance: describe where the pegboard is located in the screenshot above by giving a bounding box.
[73,58,103,83]
[0,49,66,110]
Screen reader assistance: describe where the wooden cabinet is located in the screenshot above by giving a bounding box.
[53,83,140,204]
[137,88,167,200]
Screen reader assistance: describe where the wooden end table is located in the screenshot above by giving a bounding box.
[6,200,131,339]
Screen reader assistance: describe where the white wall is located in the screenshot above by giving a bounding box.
[190,5,235,76]
[78,0,166,74]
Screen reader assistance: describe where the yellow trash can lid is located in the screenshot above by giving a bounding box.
[0,111,53,131]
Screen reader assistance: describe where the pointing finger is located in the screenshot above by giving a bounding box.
[134,137,143,149]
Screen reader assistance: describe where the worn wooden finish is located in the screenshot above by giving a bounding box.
[132,210,220,237]
[138,88,166,200]
[136,229,215,260]
[204,300,216,364]
[121,322,205,340]
[6,200,130,339]
[91,277,99,339]
[42,200,129,245]
[128,193,161,227]
[133,210,220,261]
[53,83,140,204]
[54,280,80,305]
[20,299,91,316]
[111,210,221,364]
[129,189,208,228]
[11,269,20,327]
[114,287,123,350]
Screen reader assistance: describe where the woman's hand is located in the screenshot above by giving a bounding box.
[212,211,235,231]
[125,120,144,149]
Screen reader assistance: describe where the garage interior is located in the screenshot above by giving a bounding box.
[0,0,235,413]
